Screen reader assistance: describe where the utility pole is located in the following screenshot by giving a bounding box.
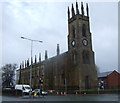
[21,36,43,97]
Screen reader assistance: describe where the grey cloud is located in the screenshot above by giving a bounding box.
[1,2,118,73]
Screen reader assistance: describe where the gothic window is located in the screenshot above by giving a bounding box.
[82,50,90,64]
[73,53,77,65]
[82,24,86,37]
[73,54,76,64]
[85,76,89,89]
[72,26,75,38]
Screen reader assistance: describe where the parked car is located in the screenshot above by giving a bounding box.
[32,89,47,96]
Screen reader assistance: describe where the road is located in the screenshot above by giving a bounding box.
[1,94,120,103]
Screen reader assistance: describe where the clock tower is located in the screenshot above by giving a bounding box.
[67,2,97,89]
[68,2,92,51]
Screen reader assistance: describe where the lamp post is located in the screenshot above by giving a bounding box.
[21,36,43,97]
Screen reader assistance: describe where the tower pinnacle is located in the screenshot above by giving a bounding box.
[39,53,41,63]
[68,6,70,19]
[45,50,48,60]
[57,44,60,55]
[81,2,84,15]
[22,61,24,68]
[76,1,79,14]
[27,58,29,66]
[25,60,26,67]
[35,55,37,63]
[86,3,89,17]
[20,64,21,69]
[71,3,75,17]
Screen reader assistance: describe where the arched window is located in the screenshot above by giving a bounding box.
[82,24,86,37]
[72,52,77,65]
[73,54,76,64]
[85,76,89,89]
[82,50,90,64]
[72,26,75,38]
[72,51,77,65]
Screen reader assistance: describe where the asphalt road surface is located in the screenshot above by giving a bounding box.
[2,94,120,103]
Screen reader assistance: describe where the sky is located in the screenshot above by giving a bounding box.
[1,0,118,73]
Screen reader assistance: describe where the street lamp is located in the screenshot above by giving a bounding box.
[21,36,43,97]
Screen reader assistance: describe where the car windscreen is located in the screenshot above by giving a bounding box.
[24,86,30,89]
[34,89,40,92]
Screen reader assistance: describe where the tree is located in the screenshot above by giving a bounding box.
[2,64,17,88]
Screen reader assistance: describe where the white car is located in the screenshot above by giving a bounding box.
[32,89,47,95]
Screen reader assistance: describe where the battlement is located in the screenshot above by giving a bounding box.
[68,2,89,19]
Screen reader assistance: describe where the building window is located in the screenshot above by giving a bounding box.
[73,53,77,65]
[73,54,76,64]
[82,24,86,37]
[85,76,89,89]
[82,50,90,64]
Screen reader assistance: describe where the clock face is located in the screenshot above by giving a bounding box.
[82,39,88,46]
[71,40,75,47]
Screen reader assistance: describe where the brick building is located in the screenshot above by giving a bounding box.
[17,2,98,91]
[98,70,120,89]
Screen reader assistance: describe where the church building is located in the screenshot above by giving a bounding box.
[17,2,98,92]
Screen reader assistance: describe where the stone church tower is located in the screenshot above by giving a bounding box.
[17,2,98,92]
[67,2,97,89]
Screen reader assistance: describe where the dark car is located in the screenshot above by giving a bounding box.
[32,89,47,96]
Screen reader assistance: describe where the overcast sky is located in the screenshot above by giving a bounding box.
[1,1,118,73]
